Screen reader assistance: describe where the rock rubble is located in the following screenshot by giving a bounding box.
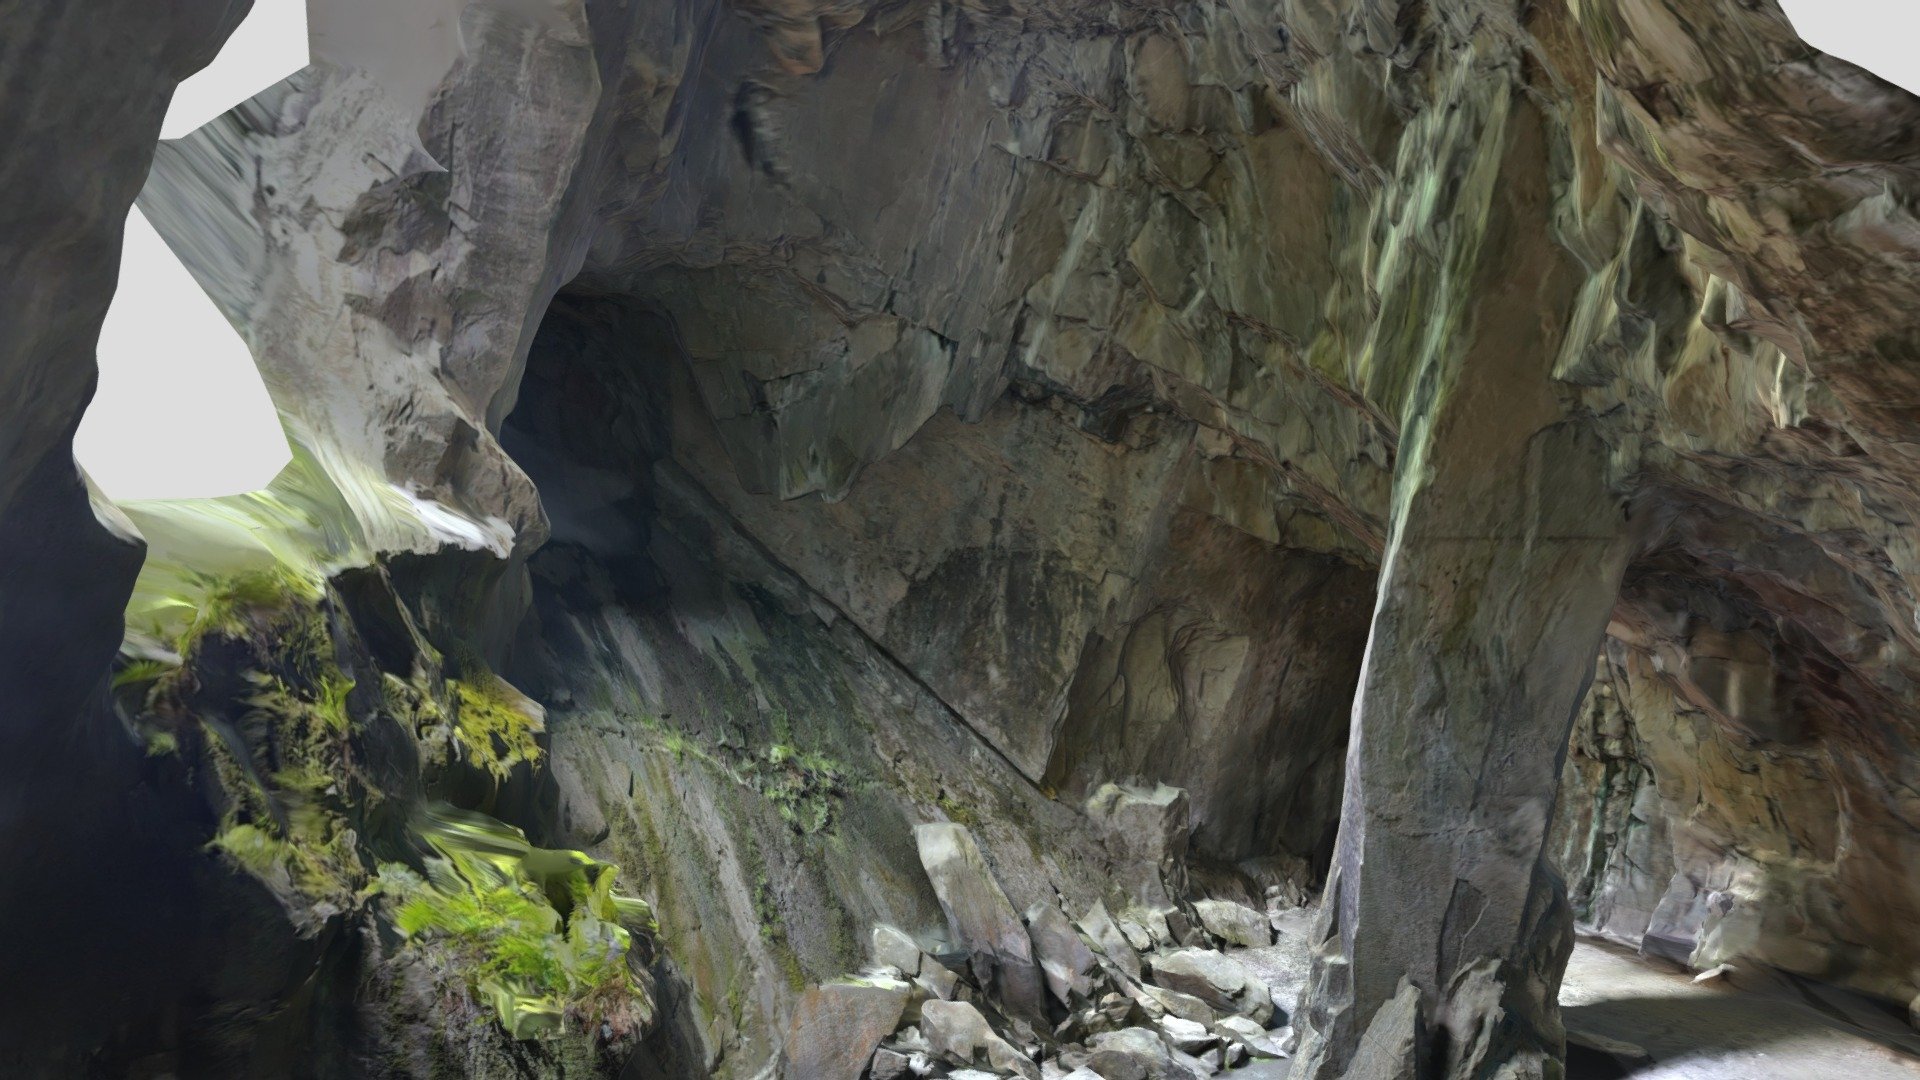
[800,809,1296,1079]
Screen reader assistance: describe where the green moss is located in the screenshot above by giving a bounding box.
[448,677,545,781]
[245,669,357,737]
[137,568,394,929]
[376,805,654,1041]
[168,566,322,656]
[744,743,847,834]
[935,788,980,828]
[211,818,359,909]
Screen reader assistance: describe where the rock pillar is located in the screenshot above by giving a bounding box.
[1289,41,1638,1080]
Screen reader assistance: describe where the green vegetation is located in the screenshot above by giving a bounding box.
[122,568,370,919]
[448,677,545,781]
[210,819,360,909]
[164,565,322,656]
[122,559,660,1045]
[630,710,848,835]
[111,657,179,691]
[742,742,847,834]
[376,806,655,1040]
[935,787,979,829]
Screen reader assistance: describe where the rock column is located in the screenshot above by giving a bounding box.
[1289,34,1638,1080]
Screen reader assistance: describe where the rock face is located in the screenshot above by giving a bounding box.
[778,981,909,1080]
[0,0,250,1068]
[9,0,1920,1077]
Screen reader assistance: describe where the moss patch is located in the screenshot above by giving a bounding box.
[448,676,545,781]
[740,743,847,835]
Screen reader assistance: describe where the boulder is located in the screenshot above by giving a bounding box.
[1084,1026,1210,1080]
[916,954,960,1000]
[1077,900,1143,981]
[1216,1015,1289,1059]
[872,923,925,976]
[1084,784,1191,909]
[920,999,1041,1080]
[1147,948,1274,1024]
[1138,983,1215,1025]
[778,981,911,1080]
[1087,1027,1174,1080]
[916,823,1048,1022]
[1213,1014,1290,1053]
[1158,1015,1215,1054]
[1026,899,1099,1006]
[870,1047,914,1080]
[1192,899,1273,948]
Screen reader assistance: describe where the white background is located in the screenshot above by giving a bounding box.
[69,0,1920,502]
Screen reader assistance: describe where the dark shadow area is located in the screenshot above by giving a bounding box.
[1565,985,1920,1077]
[1564,1043,1635,1080]
[1565,993,1812,1062]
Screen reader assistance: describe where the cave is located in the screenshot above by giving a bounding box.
[7,1,1920,1079]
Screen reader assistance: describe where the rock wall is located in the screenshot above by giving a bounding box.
[0,0,254,1070]
[9,0,1920,1075]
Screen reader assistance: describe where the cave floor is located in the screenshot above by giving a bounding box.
[1242,909,1920,1078]
[1557,939,1920,1080]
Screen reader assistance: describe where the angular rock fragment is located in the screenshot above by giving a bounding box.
[1137,983,1215,1025]
[1157,1015,1215,1054]
[1216,1014,1289,1059]
[1193,898,1273,948]
[920,999,1042,1080]
[1147,948,1274,1024]
[873,923,925,976]
[1084,1025,1210,1080]
[870,1046,914,1080]
[1078,900,1145,982]
[1027,898,1100,1006]
[1085,784,1192,910]
[917,823,1049,1023]
[917,954,961,1001]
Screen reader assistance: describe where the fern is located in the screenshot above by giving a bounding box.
[376,806,653,1039]
[112,657,179,690]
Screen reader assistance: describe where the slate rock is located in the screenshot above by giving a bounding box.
[1343,978,1420,1080]
[919,999,1041,1080]
[778,981,910,1080]
[1147,948,1274,1024]
[872,924,925,976]
[1158,1015,1215,1054]
[1084,1025,1210,1080]
[871,1047,914,1080]
[1078,900,1143,981]
[1026,899,1099,1006]
[917,823,1048,1022]
[1084,784,1192,909]
[1193,899,1273,948]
